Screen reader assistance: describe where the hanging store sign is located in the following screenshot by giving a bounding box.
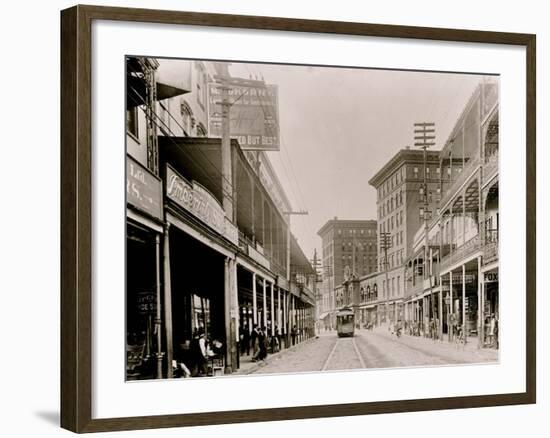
[441,273,476,285]
[126,156,163,221]
[484,272,499,283]
[165,165,239,245]
[248,244,271,270]
[277,276,289,291]
[208,77,280,151]
[136,291,157,315]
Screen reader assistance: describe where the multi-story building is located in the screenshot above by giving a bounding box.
[317,219,377,328]
[125,57,316,380]
[368,149,441,325]
[358,273,379,326]
[334,271,379,328]
[403,78,499,349]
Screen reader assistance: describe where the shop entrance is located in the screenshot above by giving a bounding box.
[168,227,226,376]
[126,222,159,380]
[484,275,499,348]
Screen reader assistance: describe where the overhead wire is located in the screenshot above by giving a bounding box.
[248,64,320,256]
[128,65,298,269]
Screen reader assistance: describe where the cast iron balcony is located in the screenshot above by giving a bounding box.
[440,234,481,272]
[483,229,499,266]
[440,156,481,210]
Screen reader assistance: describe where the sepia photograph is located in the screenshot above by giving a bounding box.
[125,57,500,381]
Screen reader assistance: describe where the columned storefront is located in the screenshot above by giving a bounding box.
[439,255,481,345]
[481,266,499,348]
[235,259,284,357]
[126,155,165,381]
[162,160,241,377]
[163,211,238,377]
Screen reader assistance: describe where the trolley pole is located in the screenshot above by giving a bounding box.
[414,122,436,337]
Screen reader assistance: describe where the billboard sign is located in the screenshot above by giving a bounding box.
[165,164,239,246]
[208,77,280,151]
[126,155,163,221]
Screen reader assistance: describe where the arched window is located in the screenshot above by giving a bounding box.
[180,100,193,135]
[196,122,207,137]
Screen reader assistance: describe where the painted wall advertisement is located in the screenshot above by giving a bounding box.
[208,77,280,151]
[165,165,239,245]
[126,155,163,221]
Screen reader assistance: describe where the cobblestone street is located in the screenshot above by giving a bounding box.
[241,329,498,375]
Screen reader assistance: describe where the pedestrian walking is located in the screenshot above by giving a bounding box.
[240,324,251,356]
[291,325,297,346]
[488,313,498,348]
[273,325,280,353]
[253,326,268,361]
[260,326,269,359]
[251,324,259,357]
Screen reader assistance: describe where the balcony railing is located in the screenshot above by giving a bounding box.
[361,295,378,303]
[440,234,481,271]
[483,151,499,182]
[406,280,424,297]
[483,229,499,265]
[238,230,254,252]
[440,156,480,209]
[360,296,382,307]
[299,284,316,303]
[270,257,287,279]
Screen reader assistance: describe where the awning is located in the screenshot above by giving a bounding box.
[360,304,377,310]
[156,58,192,100]
[318,312,331,320]
[127,75,190,108]
[156,81,189,101]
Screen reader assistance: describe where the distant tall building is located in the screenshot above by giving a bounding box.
[317,219,377,327]
[368,148,441,324]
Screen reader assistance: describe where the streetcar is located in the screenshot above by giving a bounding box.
[336,307,355,337]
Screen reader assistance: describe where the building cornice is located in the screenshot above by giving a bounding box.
[317,219,377,237]
[368,149,441,188]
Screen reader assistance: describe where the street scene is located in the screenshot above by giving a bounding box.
[236,328,498,376]
[125,57,499,380]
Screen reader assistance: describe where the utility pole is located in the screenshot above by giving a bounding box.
[380,231,391,324]
[215,66,248,372]
[219,77,234,222]
[310,249,321,333]
[414,122,436,338]
[283,210,308,281]
[215,70,253,221]
[282,210,308,343]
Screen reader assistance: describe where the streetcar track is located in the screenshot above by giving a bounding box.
[352,337,366,369]
[321,335,368,371]
[321,337,340,371]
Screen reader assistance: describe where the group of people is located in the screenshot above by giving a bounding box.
[239,324,284,362]
[173,327,223,378]
[388,320,403,337]
[402,319,440,339]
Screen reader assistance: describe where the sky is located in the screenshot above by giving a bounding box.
[225,62,486,261]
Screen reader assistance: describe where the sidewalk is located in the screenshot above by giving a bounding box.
[368,327,499,363]
[233,337,317,375]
